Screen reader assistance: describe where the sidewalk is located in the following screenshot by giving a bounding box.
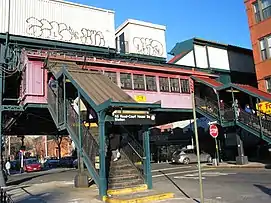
[5,180,228,203]
[6,181,102,203]
[203,161,270,169]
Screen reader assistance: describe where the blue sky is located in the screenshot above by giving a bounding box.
[70,0,251,54]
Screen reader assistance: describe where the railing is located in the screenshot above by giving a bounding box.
[47,86,57,119]
[0,188,14,203]
[66,102,79,140]
[66,101,100,176]
[82,124,100,176]
[119,126,144,175]
[238,109,271,137]
[195,95,219,119]
[57,86,64,125]
[195,95,235,123]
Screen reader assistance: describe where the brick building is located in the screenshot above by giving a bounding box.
[34,136,73,158]
[244,0,271,92]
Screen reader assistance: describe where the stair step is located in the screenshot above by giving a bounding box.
[106,189,174,203]
[108,178,144,190]
[108,174,142,183]
[109,168,139,177]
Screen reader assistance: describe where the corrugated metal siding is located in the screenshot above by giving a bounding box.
[68,69,135,105]
[1,0,115,48]
[234,84,271,101]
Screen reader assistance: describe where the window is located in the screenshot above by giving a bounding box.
[253,2,261,22]
[146,76,157,91]
[133,74,145,90]
[120,73,132,89]
[262,0,271,20]
[145,76,157,91]
[253,0,271,22]
[259,35,271,61]
[104,71,117,84]
[266,77,271,92]
[180,79,190,93]
[159,77,169,92]
[170,78,180,92]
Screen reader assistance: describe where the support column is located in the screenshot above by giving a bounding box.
[98,111,107,199]
[230,88,248,165]
[143,126,152,189]
[74,92,88,188]
[235,128,248,165]
[63,75,67,124]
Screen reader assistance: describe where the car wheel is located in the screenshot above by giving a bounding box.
[207,156,212,163]
[183,158,190,165]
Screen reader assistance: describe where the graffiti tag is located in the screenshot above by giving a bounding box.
[26,17,105,46]
[133,37,163,56]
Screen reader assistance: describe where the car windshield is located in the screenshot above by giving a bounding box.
[25,159,38,164]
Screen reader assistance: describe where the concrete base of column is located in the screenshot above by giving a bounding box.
[236,156,248,165]
[74,172,89,188]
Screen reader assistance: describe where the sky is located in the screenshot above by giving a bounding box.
[70,0,252,54]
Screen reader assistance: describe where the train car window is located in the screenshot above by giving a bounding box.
[170,78,180,92]
[133,74,145,90]
[120,73,132,89]
[159,77,169,92]
[104,71,117,84]
[180,79,190,93]
[146,76,157,91]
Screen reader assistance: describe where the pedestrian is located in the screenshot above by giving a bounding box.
[109,126,121,162]
[232,99,240,119]
[5,159,11,176]
[219,100,225,119]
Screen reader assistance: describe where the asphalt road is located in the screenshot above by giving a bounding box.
[151,163,271,203]
[5,164,271,203]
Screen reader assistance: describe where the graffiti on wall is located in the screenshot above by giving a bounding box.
[26,17,105,46]
[133,37,163,57]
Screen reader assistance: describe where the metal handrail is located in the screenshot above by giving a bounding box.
[238,108,271,137]
[127,142,144,160]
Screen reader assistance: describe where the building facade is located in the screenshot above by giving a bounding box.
[168,38,257,86]
[244,0,271,92]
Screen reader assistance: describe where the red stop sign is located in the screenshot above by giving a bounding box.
[209,124,218,138]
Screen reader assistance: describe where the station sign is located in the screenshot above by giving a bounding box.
[113,112,156,125]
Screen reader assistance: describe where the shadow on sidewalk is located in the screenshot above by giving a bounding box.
[7,168,74,186]
[254,184,271,197]
[159,170,200,203]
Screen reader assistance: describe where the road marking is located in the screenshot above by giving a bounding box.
[152,168,215,178]
[151,166,192,172]
[174,176,206,180]
[173,171,237,180]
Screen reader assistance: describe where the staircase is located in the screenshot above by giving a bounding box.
[195,95,271,144]
[47,85,145,191]
[238,109,271,143]
[47,86,100,185]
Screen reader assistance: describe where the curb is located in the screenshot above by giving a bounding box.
[203,164,268,169]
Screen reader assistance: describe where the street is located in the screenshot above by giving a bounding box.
[4,164,271,203]
[152,163,271,203]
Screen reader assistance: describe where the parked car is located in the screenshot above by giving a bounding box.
[171,149,212,164]
[23,159,42,172]
[59,156,75,168]
[44,157,59,168]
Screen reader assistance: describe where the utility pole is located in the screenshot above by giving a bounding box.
[191,86,204,203]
